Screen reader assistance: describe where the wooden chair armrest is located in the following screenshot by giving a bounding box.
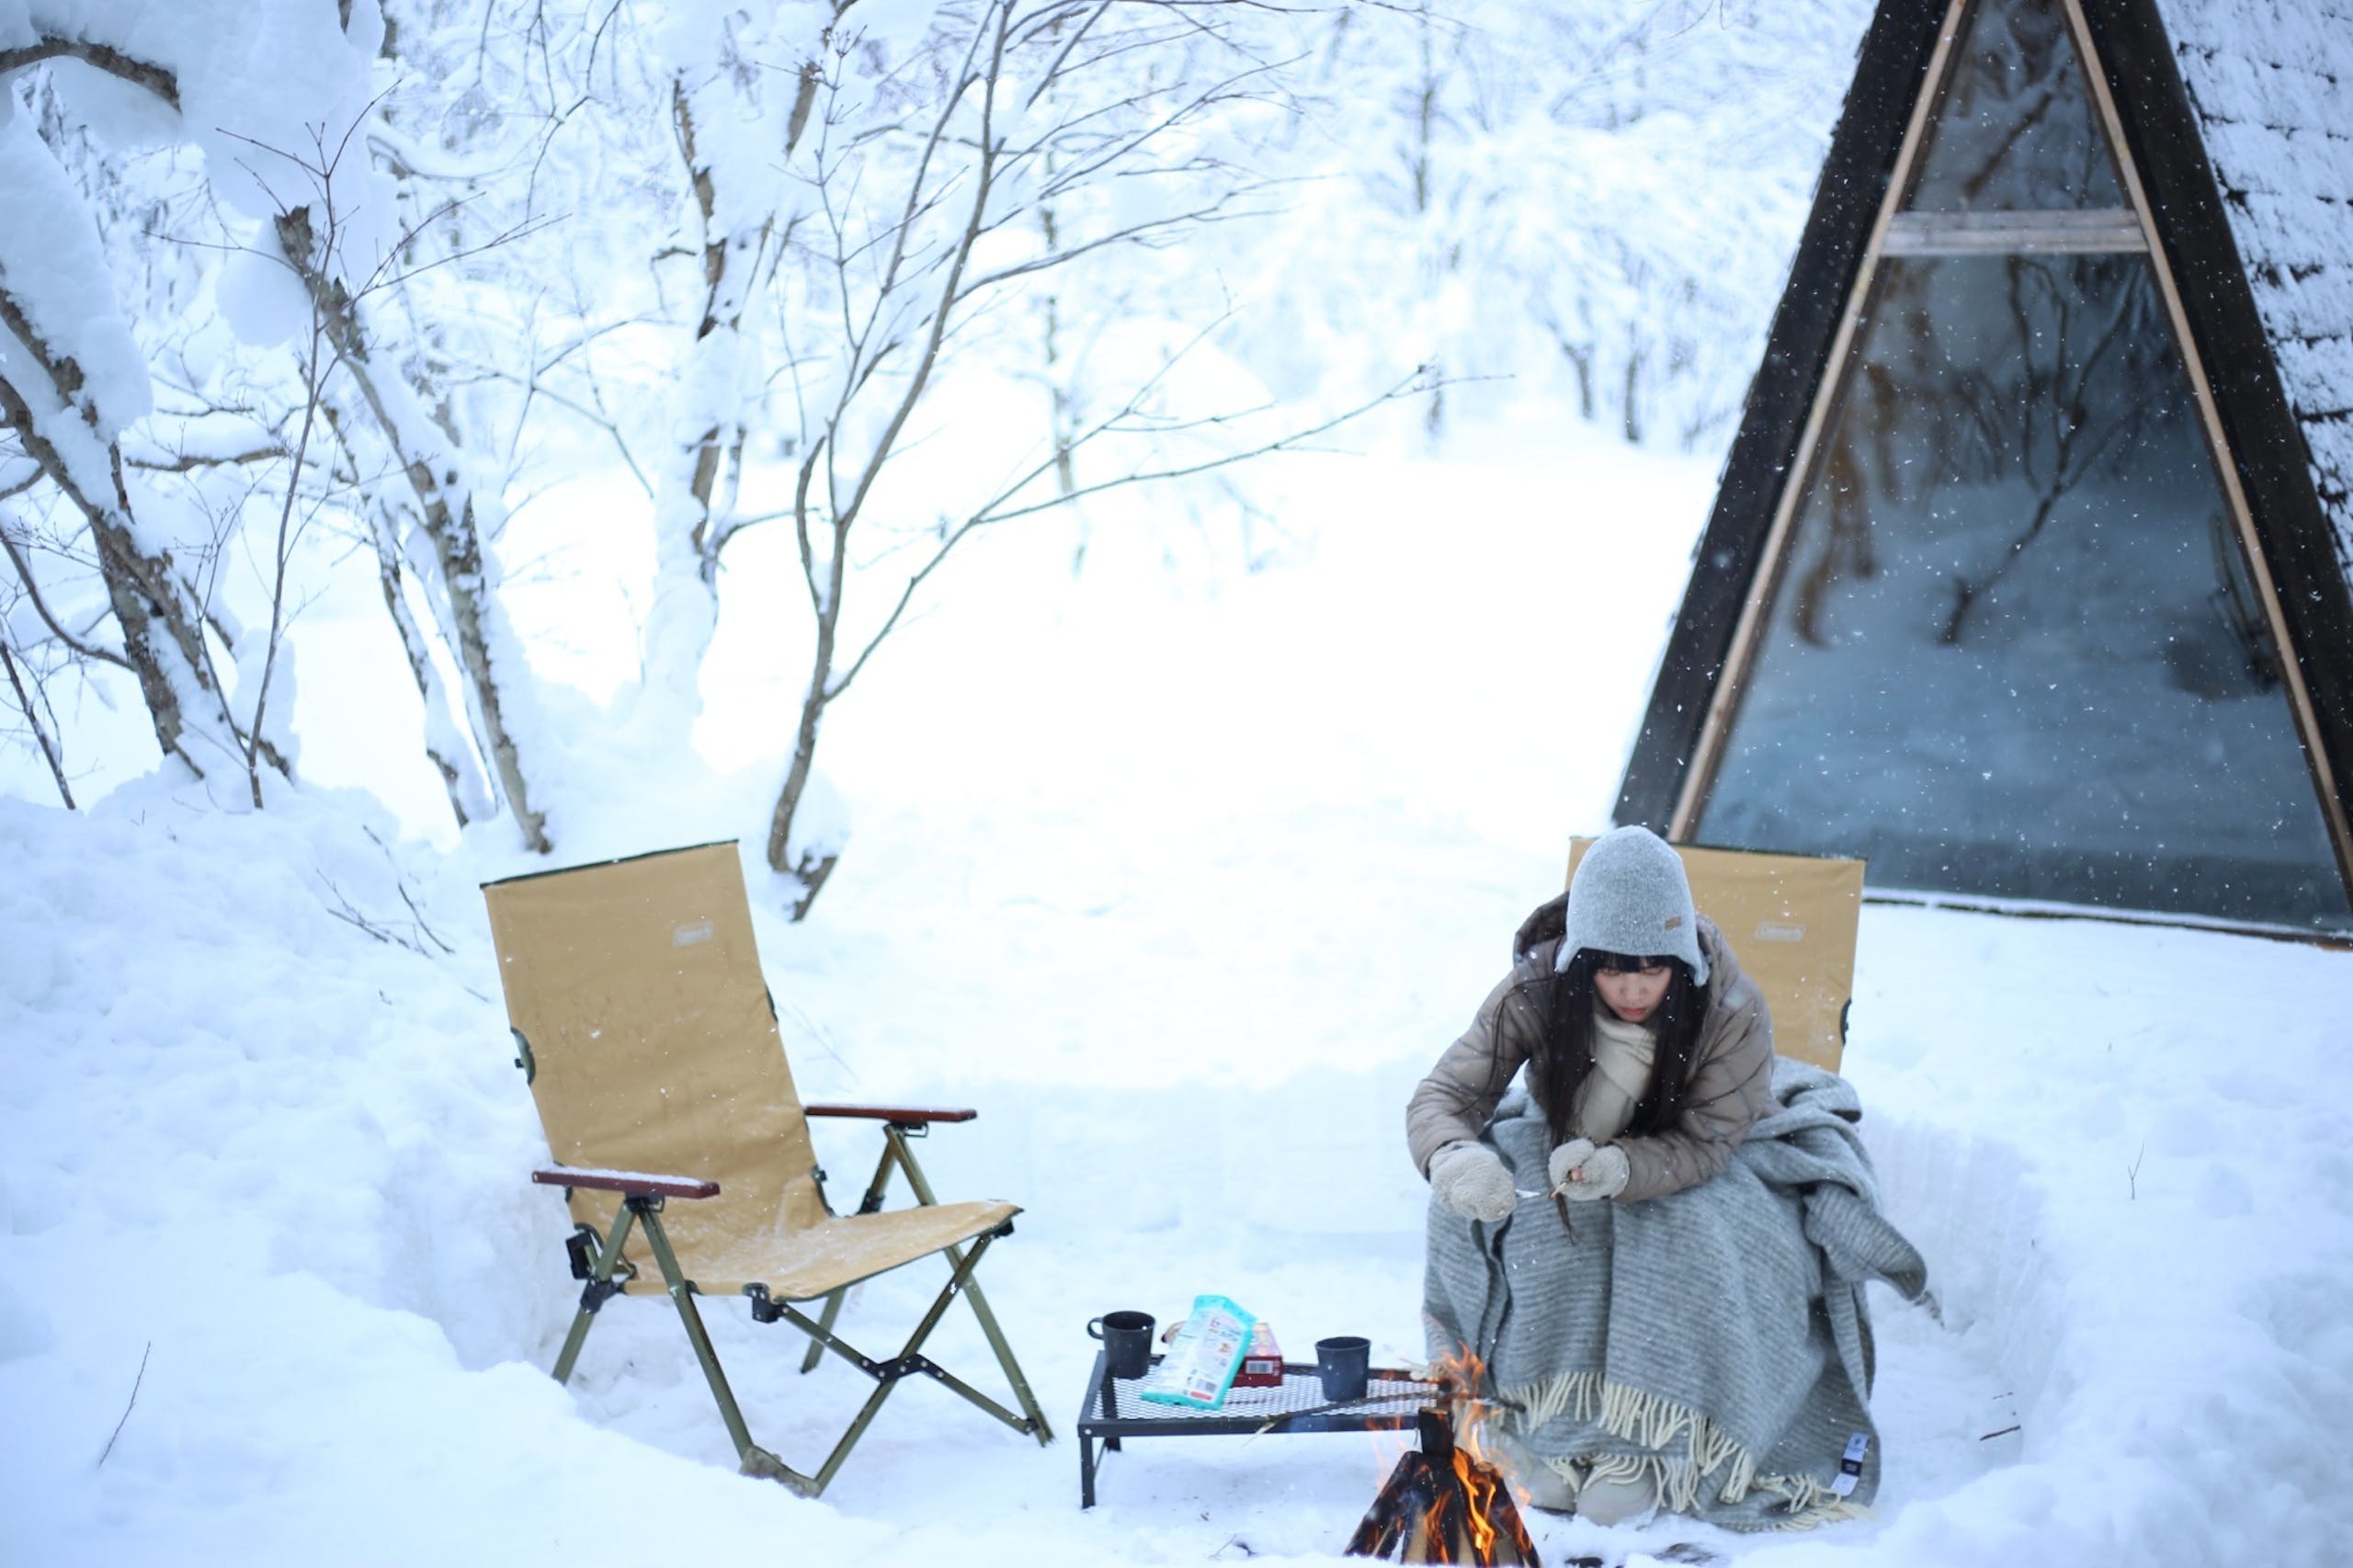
[804,1103,976,1128]
[531,1166,720,1199]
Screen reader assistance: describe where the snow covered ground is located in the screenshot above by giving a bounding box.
[4,418,2349,1567]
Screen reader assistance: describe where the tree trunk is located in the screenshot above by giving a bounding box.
[633,57,823,748]
[765,608,840,920]
[277,206,550,852]
[631,82,768,746]
[319,398,494,828]
[1620,343,1644,446]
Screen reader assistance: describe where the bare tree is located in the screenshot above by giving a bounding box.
[1264,0,1866,451]
[0,7,397,803]
[699,1,1421,915]
[0,54,264,784]
[273,195,552,850]
[481,0,1421,914]
[621,2,830,756]
[0,4,573,848]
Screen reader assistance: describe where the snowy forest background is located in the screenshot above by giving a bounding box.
[8,6,2347,1568]
[0,0,1866,868]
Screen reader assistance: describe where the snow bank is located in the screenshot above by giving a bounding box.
[5,427,2349,1567]
[7,764,2347,1566]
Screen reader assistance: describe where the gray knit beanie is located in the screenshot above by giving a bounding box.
[1555,825,1710,983]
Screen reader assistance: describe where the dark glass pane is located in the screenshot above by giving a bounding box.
[1905,0,2125,211]
[1698,252,2351,931]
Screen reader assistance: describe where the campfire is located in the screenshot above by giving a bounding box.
[1344,1367,1540,1565]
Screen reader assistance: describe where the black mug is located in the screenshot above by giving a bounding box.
[1089,1311,1155,1380]
[1315,1335,1370,1403]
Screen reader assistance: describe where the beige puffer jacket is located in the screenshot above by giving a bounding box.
[1405,895,1775,1204]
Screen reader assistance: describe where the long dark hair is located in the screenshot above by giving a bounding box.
[1529,947,1710,1147]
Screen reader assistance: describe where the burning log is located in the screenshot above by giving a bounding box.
[1345,1406,1541,1565]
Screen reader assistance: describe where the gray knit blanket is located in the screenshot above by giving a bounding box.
[1422,1059,1930,1531]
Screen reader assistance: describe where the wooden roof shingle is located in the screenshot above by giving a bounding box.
[2154,0,2353,570]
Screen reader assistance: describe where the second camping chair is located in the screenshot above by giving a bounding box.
[483,841,1051,1495]
[1568,836,1865,1071]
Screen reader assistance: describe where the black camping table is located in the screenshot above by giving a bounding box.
[1077,1351,1444,1506]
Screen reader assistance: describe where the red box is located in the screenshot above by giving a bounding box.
[1231,1320,1285,1387]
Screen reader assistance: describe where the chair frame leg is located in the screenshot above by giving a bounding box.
[548,1137,1052,1497]
[550,1198,820,1493]
[794,1143,899,1374]
[551,1202,638,1385]
[749,1226,1024,1495]
[794,1125,1053,1447]
[634,1201,774,1475]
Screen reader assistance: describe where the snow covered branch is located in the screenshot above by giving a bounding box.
[824,361,1437,705]
[0,38,179,109]
[0,2,393,801]
[0,292,247,779]
[0,517,131,671]
[0,636,74,806]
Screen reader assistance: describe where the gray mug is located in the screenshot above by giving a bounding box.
[1315,1335,1370,1403]
[1088,1311,1155,1380]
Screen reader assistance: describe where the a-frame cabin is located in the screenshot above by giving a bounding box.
[1616,0,2353,935]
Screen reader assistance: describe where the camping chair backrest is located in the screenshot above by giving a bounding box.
[1567,839,1864,1073]
[483,842,827,1264]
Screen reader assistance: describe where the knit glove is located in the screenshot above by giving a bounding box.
[1427,1140,1517,1223]
[1549,1137,1630,1202]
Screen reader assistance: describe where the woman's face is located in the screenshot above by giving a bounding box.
[1593,958,1672,1025]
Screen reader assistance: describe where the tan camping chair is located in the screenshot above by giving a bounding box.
[1567,838,1864,1071]
[483,841,1051,1495]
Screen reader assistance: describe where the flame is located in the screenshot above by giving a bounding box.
[1453,1447,1501,1561]
[1426,1346,1506,1477]
[1422,1343,1487,1416]
[1419,1346,1514,1562]
[1348,1346,1540,1564]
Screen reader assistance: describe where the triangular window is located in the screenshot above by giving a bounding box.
[1689,0,2351,930]
[1905,0,2123,211]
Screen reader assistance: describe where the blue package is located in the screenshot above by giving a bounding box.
[1137,1293,1257,1410]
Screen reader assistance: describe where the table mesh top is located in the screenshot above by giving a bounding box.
[1085,1362,1441,1427]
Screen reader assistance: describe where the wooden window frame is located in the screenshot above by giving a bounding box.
[1665,0,2353,908]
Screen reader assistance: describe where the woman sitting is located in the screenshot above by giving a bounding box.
[1408,825,1920,1530]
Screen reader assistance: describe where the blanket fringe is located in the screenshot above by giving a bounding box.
[1505,1372,1859,1531]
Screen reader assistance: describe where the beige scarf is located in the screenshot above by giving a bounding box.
[1573,1002,1656,1143]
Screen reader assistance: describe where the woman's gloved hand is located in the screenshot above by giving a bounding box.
[1549,1137,1630,1202]
[1548,1137,1597,1191]
[1427,1140,1518,1222]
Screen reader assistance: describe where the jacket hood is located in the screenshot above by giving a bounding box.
[1513,892,1571,962]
